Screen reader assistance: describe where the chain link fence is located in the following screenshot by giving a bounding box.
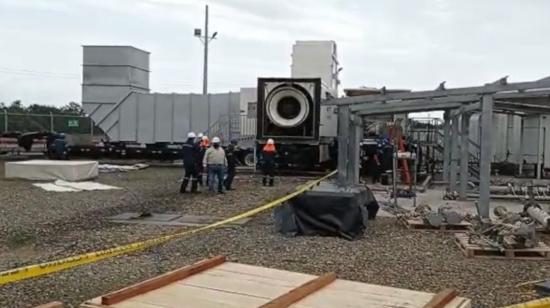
[1,111,101,135]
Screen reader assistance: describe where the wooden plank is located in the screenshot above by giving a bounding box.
[216,262,317,282]
[33,302,64,308]
[117,283,267,308]
[404,219,471,233]
[290,280,470,308]
[289,279,433,307]
[178,268,312,299]
[423,289,457,308]
[101,255,226,305]
[259,273,336,308]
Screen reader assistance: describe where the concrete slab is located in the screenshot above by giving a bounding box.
[106,213,250,227]
[373,186,550,219]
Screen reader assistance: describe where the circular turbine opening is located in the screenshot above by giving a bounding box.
[276,96,301,120]
[265,86,310,128]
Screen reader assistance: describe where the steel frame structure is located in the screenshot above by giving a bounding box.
[332,76,550,218]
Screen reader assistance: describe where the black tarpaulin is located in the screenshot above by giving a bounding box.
[274,184,379,240]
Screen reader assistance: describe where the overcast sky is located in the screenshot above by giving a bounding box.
[0,0,549,107]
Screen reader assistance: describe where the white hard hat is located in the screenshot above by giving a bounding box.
[267,138,275,145]
[187,132,196,138]
[212,137,221,143]
[197,133,204,138]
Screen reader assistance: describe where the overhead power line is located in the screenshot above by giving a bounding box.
[0,67,80,79]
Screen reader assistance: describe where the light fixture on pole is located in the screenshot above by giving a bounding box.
[194,4,218,95]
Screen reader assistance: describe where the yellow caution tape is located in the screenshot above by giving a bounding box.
[502,298,550,308]
[0,170,336,285]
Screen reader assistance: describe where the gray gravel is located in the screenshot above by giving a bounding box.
[0,161,547,307]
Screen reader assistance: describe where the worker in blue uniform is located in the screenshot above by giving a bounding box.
[224,139,238,190]
[180,132,201,193]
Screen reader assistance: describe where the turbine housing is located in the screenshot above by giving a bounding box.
[257,78,321,142]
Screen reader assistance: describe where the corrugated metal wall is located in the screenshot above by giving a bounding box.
[82,45,241,144]
[94,92,240,144]
[468,113,522,163]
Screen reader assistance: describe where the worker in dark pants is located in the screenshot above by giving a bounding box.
[180,132,200,193]
[203,137,227,194]
[224,139,238,190]
[47,133,67,159]
[196,134,208,186]
[260,138,277,186]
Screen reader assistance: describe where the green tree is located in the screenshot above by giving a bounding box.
[60,102,84,115]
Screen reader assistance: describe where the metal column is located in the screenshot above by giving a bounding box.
[460,113,471,200]
[347,114,362,185]
[537,116,543,179]
[337,105,350,186]
[479,96,493,218]
[443,111,451,182]
[519,117,524,176]
[449,115,459,193]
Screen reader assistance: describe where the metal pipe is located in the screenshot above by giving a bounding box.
[526,205,550,230]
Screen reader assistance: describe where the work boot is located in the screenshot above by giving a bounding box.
[191,180,199,193]
[180,179,189,193]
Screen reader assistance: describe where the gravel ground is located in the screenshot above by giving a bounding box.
[0,161,547,307]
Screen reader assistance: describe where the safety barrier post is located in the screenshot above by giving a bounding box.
[90,116,94,136]
[3,110,7,132]
[50,112,54,132]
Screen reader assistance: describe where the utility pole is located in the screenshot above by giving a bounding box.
[195,4,217,95]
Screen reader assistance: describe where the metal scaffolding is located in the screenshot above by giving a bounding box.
[332,76,550,218]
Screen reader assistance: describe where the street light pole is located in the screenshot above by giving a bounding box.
[202,4,209,95]
[195,5,217,95]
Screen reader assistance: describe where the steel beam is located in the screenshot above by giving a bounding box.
[348,114,362,185]
[336,77,550,106]
[460,113,471,200]
[449,115,459,193]
[479,96,493,218]
[350,95,479,114]
[456,102,481,115]
[443,111,451,182]
[337,105,350,186]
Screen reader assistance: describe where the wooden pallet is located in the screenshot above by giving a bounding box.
[454,233,550,260]
[81,256,471,308]
[402,219,471,233]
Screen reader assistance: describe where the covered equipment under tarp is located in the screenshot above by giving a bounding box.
[5,160,99,181]
[275,182,379,240]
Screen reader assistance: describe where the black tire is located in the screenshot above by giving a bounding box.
[244,152,255,167]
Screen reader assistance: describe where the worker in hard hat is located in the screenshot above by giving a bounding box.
[224,139,239,190]
[180,132,201,193]
[197,135,209,186]
[203,136,227,194]
[260,138,277,186]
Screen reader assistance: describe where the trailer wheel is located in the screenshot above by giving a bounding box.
[244,152,255,167]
